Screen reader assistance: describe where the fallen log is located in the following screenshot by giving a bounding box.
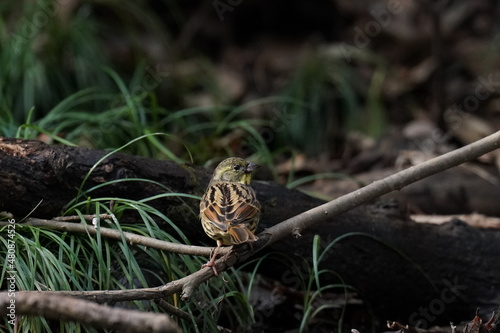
[0,137,499,324]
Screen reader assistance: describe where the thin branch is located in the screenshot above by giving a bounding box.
[0,217,214,257]
[54,214,114,221]
[261,131,500,245]
[156,299,203,325]
[6,243,244,303]
[0,292,181,333]
[7,266,213,302]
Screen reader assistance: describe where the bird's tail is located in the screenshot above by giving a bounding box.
[228,225,258,244]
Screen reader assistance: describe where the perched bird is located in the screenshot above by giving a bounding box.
[200,157,261,275]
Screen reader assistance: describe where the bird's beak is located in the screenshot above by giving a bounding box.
[246,162,260,172]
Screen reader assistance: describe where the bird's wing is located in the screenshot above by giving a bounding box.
[200,184,228,232]
[201,182,260,231]
[227,192,260,228]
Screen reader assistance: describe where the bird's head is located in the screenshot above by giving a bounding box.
[211,157,260,185]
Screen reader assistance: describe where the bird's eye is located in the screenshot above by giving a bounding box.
[233,165,242,171]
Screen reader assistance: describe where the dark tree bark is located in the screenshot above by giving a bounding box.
[1,137,499,324]
[0,137,318,227]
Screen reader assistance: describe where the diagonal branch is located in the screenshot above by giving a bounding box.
[261,130,500,245]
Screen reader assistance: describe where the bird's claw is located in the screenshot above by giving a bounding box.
[201,261,218,276]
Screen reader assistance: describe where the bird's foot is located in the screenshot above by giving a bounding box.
[201,259,218,276]
[201,245,221,276]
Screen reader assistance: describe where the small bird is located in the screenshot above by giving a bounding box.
[200,157,261,275]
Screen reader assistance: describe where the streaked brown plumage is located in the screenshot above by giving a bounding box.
[200,157,261,275]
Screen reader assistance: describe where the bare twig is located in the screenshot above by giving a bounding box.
[4,241,248,303]
[0,217,214,257]
[156,299,203,325]
[262,131,500,245]
[54,214,114,221]
[0,292,181,333]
